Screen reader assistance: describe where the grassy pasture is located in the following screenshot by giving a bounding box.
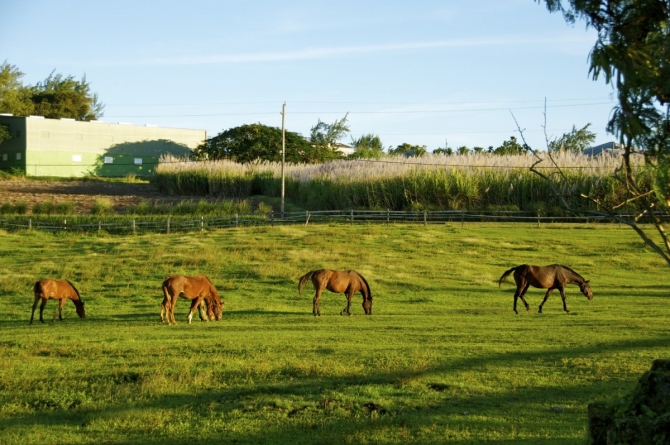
[0,223,668,444]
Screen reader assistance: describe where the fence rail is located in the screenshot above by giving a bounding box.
[0,210,667,234]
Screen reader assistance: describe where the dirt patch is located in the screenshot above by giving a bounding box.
[0,180,219,214]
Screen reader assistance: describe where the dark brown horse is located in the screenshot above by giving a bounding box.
[298,269,372,316]
[499,264,593,314]
[161,275,223,325]
[31,279,86,324]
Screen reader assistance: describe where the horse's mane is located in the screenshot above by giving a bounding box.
[356,271,372,300]
[558,265,585,282]
[202,276,221,306]
[66,280,83,303]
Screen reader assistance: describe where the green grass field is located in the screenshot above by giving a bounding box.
[0,223,668,444]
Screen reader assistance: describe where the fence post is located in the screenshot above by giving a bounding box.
[424,210,427,226]
[235,213,239,227]
[167,217,170,234]
[461,210,465,228]
[28,218,31,230]
[350,209,354,225]
[271,211,274,227]
[201,216,204,232]
[64,219,67,231]
[132,219,136,234]
[537,211,540,228]
[387,209,390,225]
[305,211,310,226]
[98,220,101,231]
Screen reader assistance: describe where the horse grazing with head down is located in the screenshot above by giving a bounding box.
[161,275,223,325]
[499,264,593,314]
[298,269,372,316]
[31,279,86,324]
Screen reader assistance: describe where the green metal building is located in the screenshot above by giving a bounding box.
[0,115,206,177]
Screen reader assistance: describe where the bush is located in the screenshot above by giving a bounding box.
[91,198,113,215]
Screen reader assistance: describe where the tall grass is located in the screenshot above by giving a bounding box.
[155,153,638,211]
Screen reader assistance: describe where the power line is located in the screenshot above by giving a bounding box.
[103,101,612,118]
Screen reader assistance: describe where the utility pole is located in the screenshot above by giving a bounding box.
[281,102,286,218]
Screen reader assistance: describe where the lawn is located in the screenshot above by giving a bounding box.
[0,223,668,444]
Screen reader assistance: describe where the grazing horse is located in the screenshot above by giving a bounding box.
[298,269,372,316]
[499,264,593,314]
[31,279,86,324]
[161,275,223,325]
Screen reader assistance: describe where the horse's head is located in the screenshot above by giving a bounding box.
[580,280,593,300]
[209,299,223,321]
[362,298,372,315]
[76,301,86,318]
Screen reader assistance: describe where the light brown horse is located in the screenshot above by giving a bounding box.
[31,279,86,324]
[499,264,593,314]
[298,269,372,316]
[161,275,223,325]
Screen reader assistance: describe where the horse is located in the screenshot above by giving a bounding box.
[31,279,86,324]
[161,275,224,325]
[298,269,372,316]
[498,264,593,314]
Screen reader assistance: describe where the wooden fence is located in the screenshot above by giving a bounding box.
[0,210,665,235]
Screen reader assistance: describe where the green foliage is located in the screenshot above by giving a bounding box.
[494,136,527,156]
[0,61,103,120]
[349,133,384,159]
[549,123,597,153]
[194,123,325,163]
[309,114,350,160]
[0,61,33,116]
[456,145,470,155]
[0,225,667,443]
[0,124,9,145]
[432,147,453,156]
[388,142,427,157]
[91,198,113,215]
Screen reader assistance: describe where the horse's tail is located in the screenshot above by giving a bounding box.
[66,280,82,303]
[33,280,42,298]
[498,266,520,287]
[357,271,372,301]
[298,271,316,296]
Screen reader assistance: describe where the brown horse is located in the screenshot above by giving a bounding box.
[161,275,223,325]
[298,269,372,316]
[31,279,86,324]
[499,264,593,314]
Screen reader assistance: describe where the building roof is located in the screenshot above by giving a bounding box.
[583,141,624,157]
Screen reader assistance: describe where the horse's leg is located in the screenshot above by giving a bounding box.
[187,298,203,324]
[169,295,179,325]
[559,287,569,313]
[198,300,209,321]
[30,295,40,324]
[52,299,66,322]
[39,298,48,323]
[518,284,531,312]
[340,291,353,316]
[512,283,529,314]
[538,289,554,313]
[313,287,324,317]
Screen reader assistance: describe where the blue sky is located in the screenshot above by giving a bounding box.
[2,0,616,151]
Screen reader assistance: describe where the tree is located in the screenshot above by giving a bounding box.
[493,136,527,156]
[349,133,384,159]
[309,114,350,160]
[433,147,453,156]
[457,145,470,155]
[389,143,427,157]
[0,61,33,116]
[0,62,104,121]
[194,123,325,164]
[538,0,670,265]
[473,146,485,154]
[29,71,104,121]
[548,123,597,153]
